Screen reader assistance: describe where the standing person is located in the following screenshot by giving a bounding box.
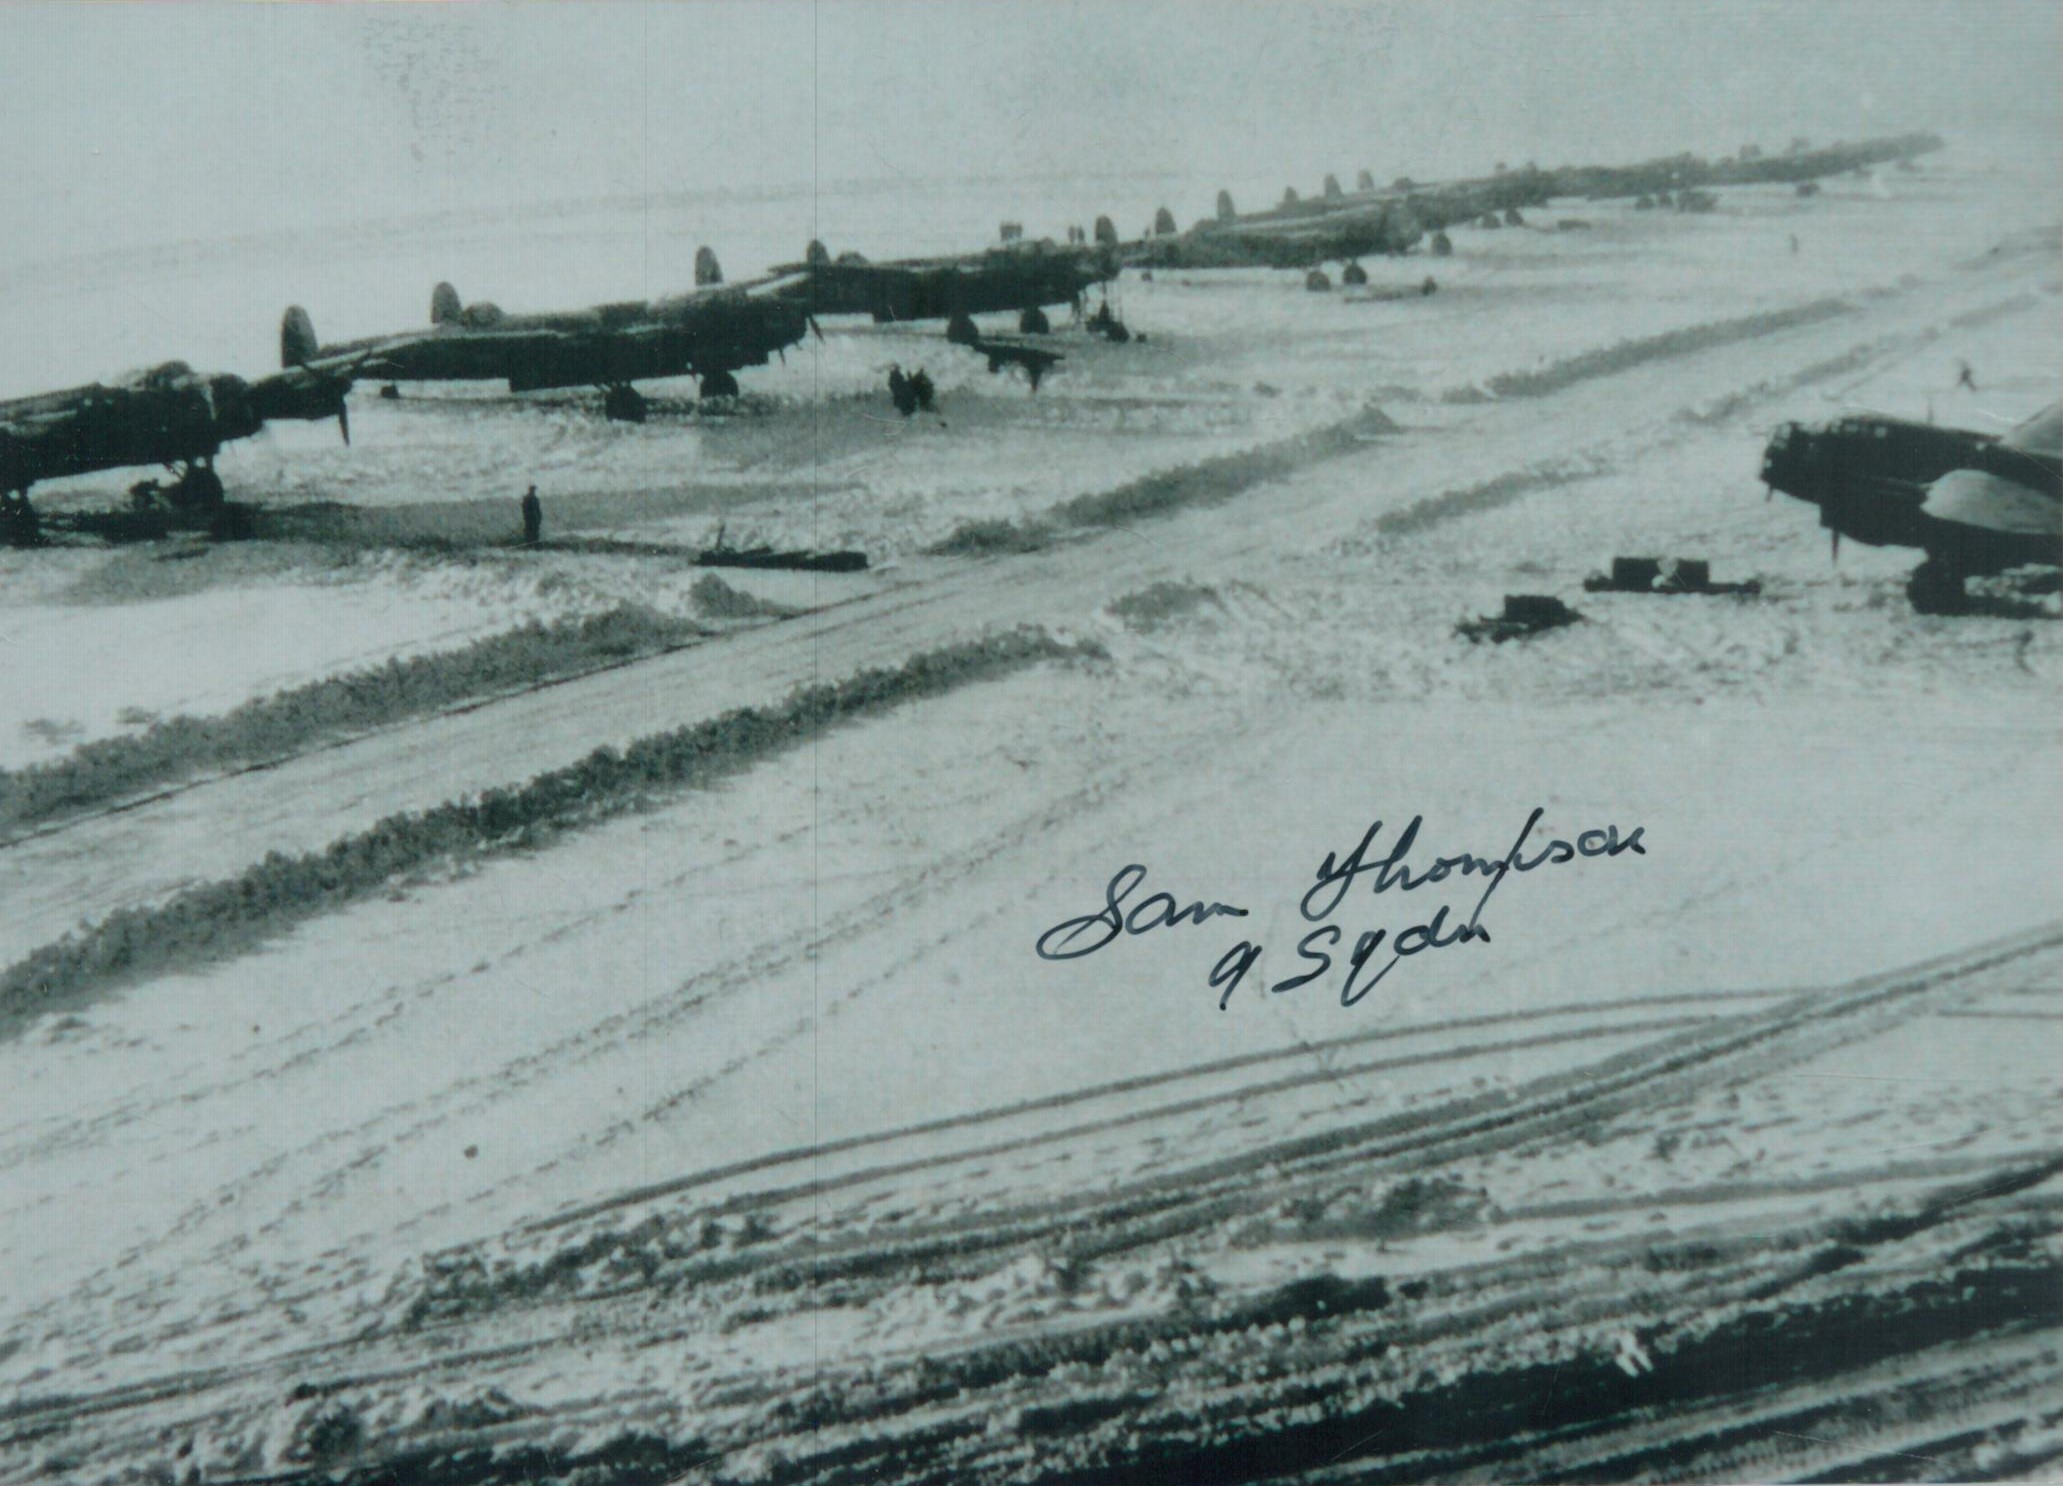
[3,492,40,548]
[520,485,542,545]
[1956,359,1978,393]
[910,368,935,413]
[887,365,916,417]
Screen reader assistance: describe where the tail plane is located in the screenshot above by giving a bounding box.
[281,305,318,369]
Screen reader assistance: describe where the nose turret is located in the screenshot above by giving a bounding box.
[1761,421,1811,492]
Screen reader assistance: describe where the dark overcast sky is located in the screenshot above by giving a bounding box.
[1,1,2054,257]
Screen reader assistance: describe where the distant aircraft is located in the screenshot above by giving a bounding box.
[0,358,356,526]
[1127,198,1426,271]
[1137,131,1943,276]
[282,251,814,422]
[1761,401,2061,612]
[767,239,1118,333]
[963,336,1064,393]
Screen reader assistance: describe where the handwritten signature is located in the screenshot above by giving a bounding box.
[1034,808,1645,1009]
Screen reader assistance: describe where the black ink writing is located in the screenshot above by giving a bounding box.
[1035,864,1249,962]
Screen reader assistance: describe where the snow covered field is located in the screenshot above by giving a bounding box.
[0,140,2057,1484]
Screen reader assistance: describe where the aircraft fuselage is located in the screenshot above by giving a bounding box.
[303,293,811,395]
[1763,413,2060,576]
[0,368,260,494]
[772,248,1114,323]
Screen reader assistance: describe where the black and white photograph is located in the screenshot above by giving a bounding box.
[0,2,2057,1481]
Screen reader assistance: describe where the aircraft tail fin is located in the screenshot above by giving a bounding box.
[431,282,462,326]
[281,306,318,368]
[695,246,723,286]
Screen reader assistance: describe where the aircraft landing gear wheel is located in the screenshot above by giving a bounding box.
[1907,557,1968,615]
[698,370,740,402]
[603,385,648,423]
[946,313,979,346]
[1019,306,1050,335]
[172,465,225,510]
[1,492,41,549]
[208,504,256,542]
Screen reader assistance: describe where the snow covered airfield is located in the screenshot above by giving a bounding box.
[0,144,2058,1483]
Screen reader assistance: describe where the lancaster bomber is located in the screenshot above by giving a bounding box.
[0,358,357,540]
[1762,400,2061,612]
[1257,132,1944,234]
[282,251,814,422]
[1124,197,1425,271]
[1127,131,1943,278]
[766,238,1119,335]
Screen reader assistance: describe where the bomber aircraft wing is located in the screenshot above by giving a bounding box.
[1920,402,2062,541]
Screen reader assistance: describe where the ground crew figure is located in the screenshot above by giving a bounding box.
[910,368,935,413]
[2,492,40,548]
[888,365,916,417]
[1956,359,1978,393]
[1788,233,1800,255]
[521,485,542,545]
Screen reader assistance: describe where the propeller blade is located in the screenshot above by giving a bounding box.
[1830,529,1841,562]
[808,315,824,342]
[338,400,350,446]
